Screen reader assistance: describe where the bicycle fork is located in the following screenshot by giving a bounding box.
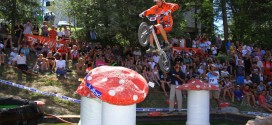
[150,26,167,62]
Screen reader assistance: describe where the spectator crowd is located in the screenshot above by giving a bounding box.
[0,20,272,113]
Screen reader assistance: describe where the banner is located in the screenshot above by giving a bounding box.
[172,47,202,54]
[24,34,56,50]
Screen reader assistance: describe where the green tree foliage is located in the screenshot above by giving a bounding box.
[71,0,188,47]
[0,0,41,23]
[228,0,272,48]
[0,0,41,38]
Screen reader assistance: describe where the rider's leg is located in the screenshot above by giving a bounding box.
[146,34,155,53]
[149,34,154,46]
[155,24,169,43]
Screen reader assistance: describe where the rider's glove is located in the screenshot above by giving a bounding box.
[164,10,171,16]
[139,12,145,18]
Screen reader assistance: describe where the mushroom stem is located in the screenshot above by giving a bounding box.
[186,90,210,125]
[79,97,102,125]
[102,102,136,125]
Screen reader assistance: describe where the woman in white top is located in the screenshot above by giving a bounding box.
[152,65,161,86]
[244,76,253,85]
[57,27,63,39]
[55,55,67,78]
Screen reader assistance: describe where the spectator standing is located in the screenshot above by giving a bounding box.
[205,64,220,110]
[235,60,245,86]
[57,27,63,39]
[23,21,32,35]
[168,62,186,113]
[32,24,40,36]
[14,22,24,46]
[49,25,57,40]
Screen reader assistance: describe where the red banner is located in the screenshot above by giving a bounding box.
[25,34,56,50]
[172,47,202,54]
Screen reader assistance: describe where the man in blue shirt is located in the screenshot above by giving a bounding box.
[168,62,186,114]
[205,64,220,111]
[225,40,232,55]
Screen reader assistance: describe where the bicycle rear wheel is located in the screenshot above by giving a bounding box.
[138,22,150,47]
[159,51,171,73]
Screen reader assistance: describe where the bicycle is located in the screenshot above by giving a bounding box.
[138,15,171,73]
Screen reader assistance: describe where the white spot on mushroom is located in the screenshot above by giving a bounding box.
[144,93,147,98]
[209,85,211,88]
[129,73,135,77]
[133,95,138,101]
[196,85,200,88]
[102,78,108,82]
[192,81,195,84]
[87,76,92,81]
[119,79,125,84]
[109,90,115,96]
[185,85,188,87]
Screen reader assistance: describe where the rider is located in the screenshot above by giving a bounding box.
[139,0,179,53]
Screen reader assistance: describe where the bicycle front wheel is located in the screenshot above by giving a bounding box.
[138,22,150,47]
[159,51,171,73]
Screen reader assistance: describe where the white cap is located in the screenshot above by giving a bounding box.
[211,64,216,67]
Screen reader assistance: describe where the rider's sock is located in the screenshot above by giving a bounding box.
[150,44,155,47]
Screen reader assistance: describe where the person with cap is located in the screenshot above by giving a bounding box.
[168,62,186,113]
[139,0,179,53]
[204,63,220,111]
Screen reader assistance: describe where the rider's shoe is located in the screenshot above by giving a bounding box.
[163,42,171,50]
[146,46,155,53]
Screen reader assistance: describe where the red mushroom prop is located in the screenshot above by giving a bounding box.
[76,66,149,125]
[177,79,218,125]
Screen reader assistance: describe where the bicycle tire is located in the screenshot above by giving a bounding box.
[159,51,171,73]
[138,22,150,47]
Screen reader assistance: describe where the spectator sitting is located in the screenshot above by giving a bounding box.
[257,82,266,94]
[258,90,272,113]
[46,52,56,72]
[12,51,28,71]
[41,43,50,57]
[76,57,86,75]
[55,54,67,78]
[234,85,243,102]
[40,58,49,73]
[0,43,5,65]
[70,45,79,61]
[57,44,68,60]
[220,66,230,78]
[132,47,142,57]
[242,84,257,107]
[33,54,43,74]
[33,40,43,55]
[159,71,170,96]
[244,76,253,86]
[8,47,18,65]
[222,77,234,102]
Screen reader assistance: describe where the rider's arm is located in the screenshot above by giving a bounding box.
[141,5,157,17]
[165,2,179,12]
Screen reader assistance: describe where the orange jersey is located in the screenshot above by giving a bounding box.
[143,2,179,28]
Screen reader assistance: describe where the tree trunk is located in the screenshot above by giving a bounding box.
[194,6,198,35]
[11,0,17,46]
[221,0,228,40]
